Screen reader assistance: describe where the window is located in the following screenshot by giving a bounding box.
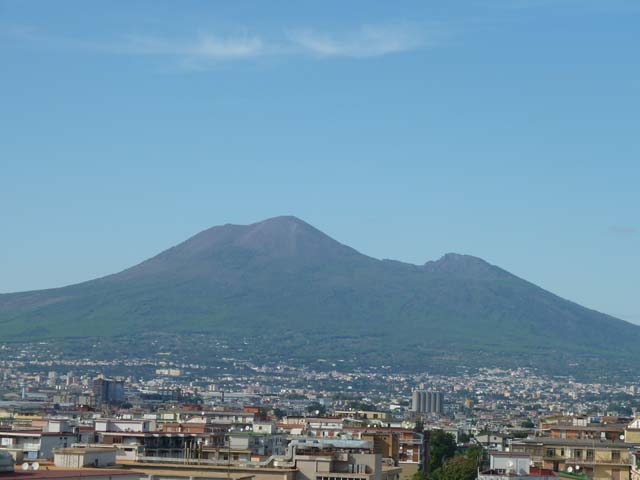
[574,449,582,459]
[612,450,621,462]
[586,450,594,460]
[546,449,555,457]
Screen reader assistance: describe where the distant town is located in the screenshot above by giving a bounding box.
[1,339,639,480]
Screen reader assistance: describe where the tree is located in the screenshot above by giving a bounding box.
[432,455,476,480]
[414,420,424,433]
[520,419,535,429]
[465,445,485,466]
[306,402,327,415]
[429,445,484,480]
[272,407,287,419]
[427,431,457,473]
[410,471,428,480]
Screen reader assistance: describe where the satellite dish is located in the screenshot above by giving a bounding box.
[507,461,514,468]
[576,465,581,470]
[567,467,573,473]
[32,462,40,471]
[21,463,29,470]
[620,434,625,440]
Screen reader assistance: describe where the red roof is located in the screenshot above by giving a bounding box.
[530,466,556,477]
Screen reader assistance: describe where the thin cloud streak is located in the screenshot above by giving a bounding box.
[288,25,426,58]
[2,24,429,65]
[116,33,268,59]
[3,27,269,60]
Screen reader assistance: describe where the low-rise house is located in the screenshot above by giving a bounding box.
[478,451,556,479]
[54,446,117,467]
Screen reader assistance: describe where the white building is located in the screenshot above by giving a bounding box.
[54,446,117,468]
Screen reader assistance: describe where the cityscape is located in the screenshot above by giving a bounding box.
[1,335,640,479]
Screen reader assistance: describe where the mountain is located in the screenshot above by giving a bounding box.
[1,215,638,374]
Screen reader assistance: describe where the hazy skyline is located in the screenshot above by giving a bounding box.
[1,1,638,323]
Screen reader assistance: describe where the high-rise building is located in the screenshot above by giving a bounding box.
[412,390,428,412]
[433,392,443,414]
[411,389,444,414]
[412,390,421,412]
[93,376,125,405]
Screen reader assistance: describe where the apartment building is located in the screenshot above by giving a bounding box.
[0,430,79,459]
[630,449,640,480]
[478,451,556,479]
[511,437,632,480]
[334,411,391,423]
[296,452,400,480]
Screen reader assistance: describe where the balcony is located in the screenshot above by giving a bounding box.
[565,457,632,467]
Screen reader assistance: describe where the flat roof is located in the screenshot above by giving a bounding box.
[53,447,116,454]
[0,468,136,479]
[517,438,630,447]
[548,425,625,431]
[118,460,296,472]
[115,468,254,479]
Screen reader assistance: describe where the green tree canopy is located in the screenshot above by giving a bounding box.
[410,471,428,480]
[306,401,327,415]
[520,419,535,428]
[429,445,484,480]
[428,430,457,473]
[432,455,476,480]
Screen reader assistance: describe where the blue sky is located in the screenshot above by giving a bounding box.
[1,1,638,323]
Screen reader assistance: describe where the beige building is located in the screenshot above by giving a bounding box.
[625,418,640,480]
[625,418,640,444]
[113,450,399,480]
[631,450,640,480]
[334,411,391,423]
[296,452,400,480]
[54,446,118,468]
[511,437,632,480]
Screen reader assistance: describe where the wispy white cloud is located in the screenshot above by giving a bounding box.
[288,25,426,58]
[116,33,267,60]
[2,23,429,66]
[2,26,268,60]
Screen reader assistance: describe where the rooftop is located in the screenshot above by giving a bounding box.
[517,438,630,447]
[0,468,136,479]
